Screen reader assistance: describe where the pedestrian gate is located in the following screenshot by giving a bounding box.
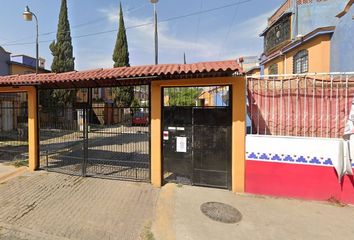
[162,86,232,189]
[0,92,28,164]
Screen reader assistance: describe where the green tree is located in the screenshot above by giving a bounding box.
[113,2,129,68]
[113,87,134,107]
[112,2,134,107]
[42,0,75,109]
[50,0,74,72]
[130,98,141,114]
[167,88,202,106]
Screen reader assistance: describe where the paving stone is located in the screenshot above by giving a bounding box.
[0,171,159,240]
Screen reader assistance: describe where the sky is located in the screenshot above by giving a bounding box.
[0,0,284,71]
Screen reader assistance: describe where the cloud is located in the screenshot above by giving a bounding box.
[216,9,275,58]
[76,5,275,69]
[234,10,273,39]
[100,8,222,59]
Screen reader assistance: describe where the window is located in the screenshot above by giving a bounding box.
[293,50,309,74]
[268,63,278,75]
[264,15,291,53]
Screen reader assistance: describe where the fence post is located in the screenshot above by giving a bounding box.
[46,150,48,169]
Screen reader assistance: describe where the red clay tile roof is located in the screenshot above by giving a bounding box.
[0,60,242,88]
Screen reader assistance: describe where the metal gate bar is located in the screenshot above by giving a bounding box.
[162,86,232,189]
[0,92,29,165]
[40,86,150,182]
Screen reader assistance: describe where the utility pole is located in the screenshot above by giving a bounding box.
[150,0,159,65]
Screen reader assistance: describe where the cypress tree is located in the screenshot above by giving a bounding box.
[42,0,75,109]
[50,0,75,73]
[112,3,133,107]
[113,2,130,67]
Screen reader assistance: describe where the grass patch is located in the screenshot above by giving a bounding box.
[0,141,28,147]
[327,196,347,207]
[18,175,28,180]
[11,159,28,168]
[140,221,155,240]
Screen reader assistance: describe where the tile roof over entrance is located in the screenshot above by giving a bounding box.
[0,60,242,88]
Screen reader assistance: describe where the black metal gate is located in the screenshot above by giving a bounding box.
[162,86,231,189]
[0,92,28,165]
[39,86,150,181]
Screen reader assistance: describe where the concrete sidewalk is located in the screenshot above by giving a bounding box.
[0,163,27,183]
[152,184,354,240]
[0,171,159,240]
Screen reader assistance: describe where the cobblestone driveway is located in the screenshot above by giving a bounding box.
[0,171,159,240]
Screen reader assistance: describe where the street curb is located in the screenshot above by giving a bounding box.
[0,166,28,184]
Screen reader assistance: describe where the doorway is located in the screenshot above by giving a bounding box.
[162,86,232,189]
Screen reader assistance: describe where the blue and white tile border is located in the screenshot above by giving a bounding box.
[246,151,334,167]
[246,135,350,169]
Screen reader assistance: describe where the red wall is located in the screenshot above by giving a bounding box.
[245,160,354,204]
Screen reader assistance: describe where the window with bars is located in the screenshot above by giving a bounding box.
[293,50,309,74]
[268,63,278,75]
[264,15,291,53]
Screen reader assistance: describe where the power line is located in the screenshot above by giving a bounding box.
[0,3,149,46]
[159,0,250,24]
[3,39,53,46]
[194,0,204,45]
[2,21,153,46]
[218,0,242,57]
[2,0,251,47]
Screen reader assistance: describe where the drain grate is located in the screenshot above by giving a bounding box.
[200,202,242,224]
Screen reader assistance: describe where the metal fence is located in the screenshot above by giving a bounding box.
[247,73,354,139]
[39,86,150,181]
[0,92,28,164]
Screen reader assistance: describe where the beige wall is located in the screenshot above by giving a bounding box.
[10,64,48,75]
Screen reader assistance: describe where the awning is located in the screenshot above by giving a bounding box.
[0,60,243,89]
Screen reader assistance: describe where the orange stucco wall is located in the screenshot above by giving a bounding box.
[246,68,261,77]
[150,76,246,193]
[264,34,331,75]
[264,57,285,75]
[0,86,39,171]
[1,77,246,193]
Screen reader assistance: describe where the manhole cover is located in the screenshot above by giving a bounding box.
[200,202,242,224]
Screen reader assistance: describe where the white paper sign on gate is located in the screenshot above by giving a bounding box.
[163,131,169,140]
[176,137,187,153]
